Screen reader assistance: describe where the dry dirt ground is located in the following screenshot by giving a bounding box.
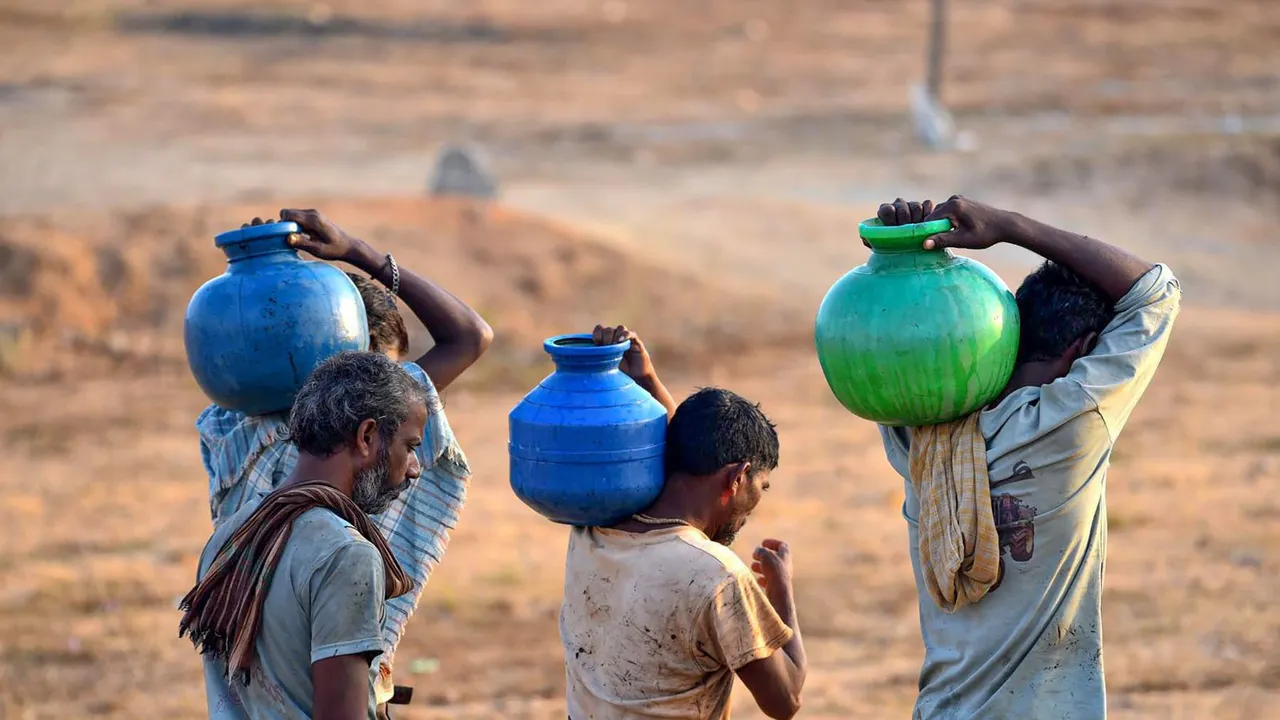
[2,1,1279,719]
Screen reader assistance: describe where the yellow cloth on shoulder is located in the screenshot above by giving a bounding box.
[908,411,1001,613]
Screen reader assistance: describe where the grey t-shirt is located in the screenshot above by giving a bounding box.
[197,503,386,720]
[880,264,1181,720]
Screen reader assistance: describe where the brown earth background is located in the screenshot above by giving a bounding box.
[1,1,1279,718]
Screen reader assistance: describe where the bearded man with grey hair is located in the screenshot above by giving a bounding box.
[181,351,432,720]
[197,210,492,719]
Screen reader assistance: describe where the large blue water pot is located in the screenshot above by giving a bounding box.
[184,221,370,416]
[509,334,669,526]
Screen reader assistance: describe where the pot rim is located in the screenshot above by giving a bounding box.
[543,333,631,358]
[858,217,953,251]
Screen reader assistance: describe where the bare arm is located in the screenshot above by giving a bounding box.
[879,197,1178,435]
[999,212,1155,303]
[736,539,807,720]
[735,593,806,719]
[278,208,494,391]
[632,370,677,419]
[302,541,387,720]
[592,324,678,419]
[312,654,376,720]
[895,196,1156,303]
[347,241,494,390]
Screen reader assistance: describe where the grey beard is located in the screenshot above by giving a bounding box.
[351,446,402,516]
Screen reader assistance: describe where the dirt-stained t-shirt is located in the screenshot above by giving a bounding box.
[560,525,793,719]
[880,263,1181,719]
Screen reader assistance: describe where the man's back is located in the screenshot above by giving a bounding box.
[561,525,792,720]
[198,504,386,720]
[880,264,1180,719]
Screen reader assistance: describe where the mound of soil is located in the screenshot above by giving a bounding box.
[0,197,811,387]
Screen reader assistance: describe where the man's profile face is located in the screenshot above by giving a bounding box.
[352,403,426,516]
[711,469,770,546]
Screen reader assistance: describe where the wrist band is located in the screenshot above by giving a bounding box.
[383,253,400,299]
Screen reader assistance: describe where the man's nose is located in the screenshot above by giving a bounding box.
[406,452,422,480]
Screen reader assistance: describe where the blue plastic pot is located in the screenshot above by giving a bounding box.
[184,221,370,416]
[509,334,669,526]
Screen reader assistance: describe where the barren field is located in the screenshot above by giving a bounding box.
[1,1,1279,719]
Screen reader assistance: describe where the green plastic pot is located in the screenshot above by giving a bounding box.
[814,218,1021,427]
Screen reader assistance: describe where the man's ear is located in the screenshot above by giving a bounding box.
[1082,331,1100,356]
[355,418,379,459]
[1069,332,1100,362]
[721,462,751,493]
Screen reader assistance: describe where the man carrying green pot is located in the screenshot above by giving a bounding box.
[874,196,1180,719]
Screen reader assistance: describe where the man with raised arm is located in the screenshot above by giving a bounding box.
[196,210,492,716]
[874,196,1180,719]
[184,352,429,720]
[557,325,808,720]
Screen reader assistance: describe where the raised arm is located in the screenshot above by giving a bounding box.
[880,197,1180,436]
[279,208,494,391]
[591,324,677,419]
[736,539,807,720]
[346,242,493,390]
[895,196,1157,302]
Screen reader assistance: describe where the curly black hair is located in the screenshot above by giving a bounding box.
[1014,261,1114,363]
[665,387,779,479]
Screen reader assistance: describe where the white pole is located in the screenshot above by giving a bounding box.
[910,0,956,149]
[927,0,947,102]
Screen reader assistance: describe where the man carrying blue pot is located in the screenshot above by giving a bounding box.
[194,209,493,718]
[873,196,1180,719]
[555,324,809,720]
[184,351,429,720]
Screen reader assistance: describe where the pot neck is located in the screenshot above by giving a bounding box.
[222,236,301,270]
[858,216,955,267]
[214,221,302,270]
[865,246,956,271]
